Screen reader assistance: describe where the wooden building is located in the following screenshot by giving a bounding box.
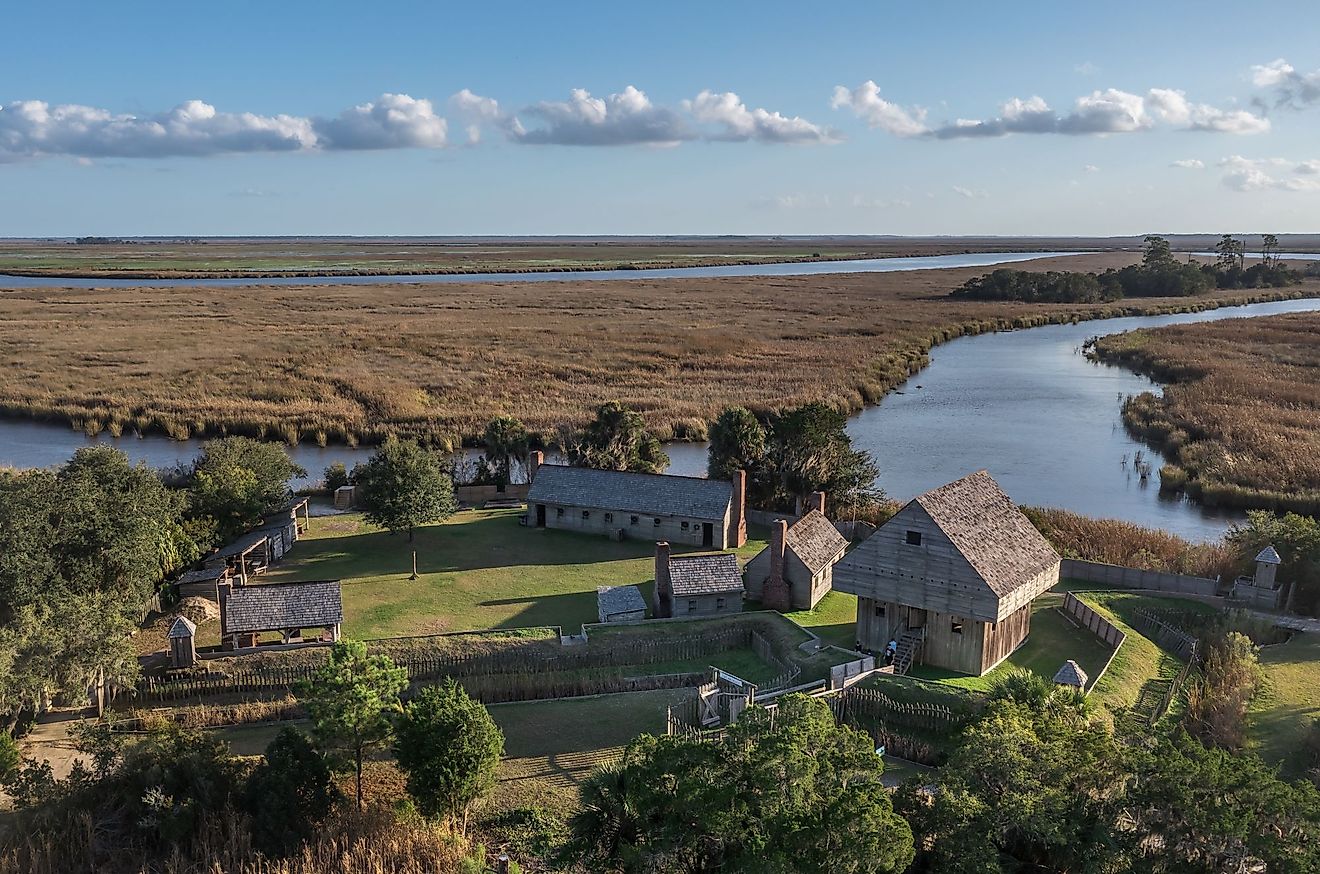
[743,492,848,611]
[218,579,343,650]
[525,453,747,549]
[653,542,744,618]
[168,616,198,668]
[597,585,648,623]
[834,471,1060,676]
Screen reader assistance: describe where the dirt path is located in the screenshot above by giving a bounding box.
[16,709,94,779]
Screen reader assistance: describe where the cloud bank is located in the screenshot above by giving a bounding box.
[1251,58,1320,109]
[1219,155,1320,192]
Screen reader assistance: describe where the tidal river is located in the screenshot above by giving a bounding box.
[1,298,1317,542]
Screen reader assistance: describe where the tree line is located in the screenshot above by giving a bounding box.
[953,235,1308,303]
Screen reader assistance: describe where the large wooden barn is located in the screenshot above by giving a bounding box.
[525,453,747,549]
[834,471,1060,676]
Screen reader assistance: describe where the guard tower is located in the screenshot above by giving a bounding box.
[1255,545,1282,590]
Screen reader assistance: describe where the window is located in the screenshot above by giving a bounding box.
[604,512,614,524]
[555,507,564,518]
[630,515,639,526]
[681,521,690,530]
[874,604,886,618]
[582,510,590,519]
[951,619,964,635]
[687,599,697,612]
[654,517,662,527]
[905,530,923,546]
[716,597,726,610]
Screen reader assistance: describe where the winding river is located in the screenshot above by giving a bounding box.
[2,253,1318,541]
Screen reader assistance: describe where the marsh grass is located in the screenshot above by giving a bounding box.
[1,253,1313,446]
[1094,311,1320,513]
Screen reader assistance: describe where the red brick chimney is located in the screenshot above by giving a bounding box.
[730,469,747,547]
[527,450,544,483]
[809,491,826,515]
[653,541,673,618]
[763,520,791,611]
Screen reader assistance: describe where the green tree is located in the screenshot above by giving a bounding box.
[1215,234,1245,271]
[323,461,351,491]
[567,401,669,474]
[1142,234,1177,272]
[768,402,881,514]
[299,640,408,811]
[1182,631,1260,751]
[1226,510,1320,614]
[1262,233,1280,267]
[562,694,914,871]
[706,406,769,481]
[393,679,504,834]
[190,437,304,540]
[482,416,531,486]
[244,727,338,855]
[354,437,457,541]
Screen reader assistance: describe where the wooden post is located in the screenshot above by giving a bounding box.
[410,550,418,581]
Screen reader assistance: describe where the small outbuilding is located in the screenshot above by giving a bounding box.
[219,579,343,650]
[1053,659,1089,690]
[653,542,743,618]
[168,615,198,669]
[743,492,848,611]
[597,585,648,623]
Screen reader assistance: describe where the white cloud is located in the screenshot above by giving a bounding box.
[687,90,838,143]
[1251,58,1320,108]
[830,81,928,136]
[1219,155,1320,192]
[1083,164,1099,172]
[1171,158,1205,169]
[951,185,987,199]
[1074,61,1099,77]
[0,94,453,160]
[508,86,691,146]
[313,93,447,150]
[905,86,1268,139]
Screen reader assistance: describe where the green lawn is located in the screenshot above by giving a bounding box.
[909,594,1114,694]
[1250,632,1320,777]
[785,590,858,650]
[264,508,768,638]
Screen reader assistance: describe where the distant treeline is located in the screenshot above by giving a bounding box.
[953,235,1311,303]
[72,237,203,245]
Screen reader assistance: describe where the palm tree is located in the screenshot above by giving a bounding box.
[482,416,530,486]
[561,763,643,868]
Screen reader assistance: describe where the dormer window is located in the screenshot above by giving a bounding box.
[905,530,923,546]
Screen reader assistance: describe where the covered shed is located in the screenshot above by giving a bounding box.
[168,616,198,668]
[219,579,343,650]
[743,492,848,611]
[835,471,1061,676]
[1053,659,1089,690]
[597,585,648,623]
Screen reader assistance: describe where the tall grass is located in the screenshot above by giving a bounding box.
[1025,506,1232,577]
[1093,312,1320,514]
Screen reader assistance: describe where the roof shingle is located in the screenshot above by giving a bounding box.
[224,581,343,634]
[668,553,743,596]
[784,509,849,574]
[528,464,733,520]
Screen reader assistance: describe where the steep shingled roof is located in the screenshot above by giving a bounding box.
[668,553,744,597]
[528,464,733,520]
[784,509,849,574]
[913,470,1060,597]
[223,581,343,634]
[1256,545,1283,565]
[1053,659,1089,688]
[597,585,648,621]
[168,616,197,638]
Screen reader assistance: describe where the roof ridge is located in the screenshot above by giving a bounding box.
[538,462,730,486]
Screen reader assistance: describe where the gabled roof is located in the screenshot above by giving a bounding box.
[176,566,228,585]
[223,580,343,634]
[168,615,197,638]
[668,553,744,597]
[528,464,733,520]
[912,471,1060,598]
[785,509,849,574]
[597,585,647,619]
[1256,545,1283,565]
[214,530,269,559]
[1053,659,1088,688]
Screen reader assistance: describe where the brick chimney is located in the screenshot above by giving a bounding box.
[217,579,233,642]
[653,542,673,618]
[527,450,544,483]
[809,491,826,515]
[730,469,747,547]
[763,520,792,612]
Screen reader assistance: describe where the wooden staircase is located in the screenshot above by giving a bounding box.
[893,630,925,676]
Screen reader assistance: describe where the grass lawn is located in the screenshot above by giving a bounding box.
[264,508,768,638]
[1250,632,1320,777]
[909,594,1114,694]
[784,590,858,650]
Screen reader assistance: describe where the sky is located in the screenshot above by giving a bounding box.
[3,1,1319,236]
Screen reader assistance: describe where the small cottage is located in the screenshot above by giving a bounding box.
[743,492,848,611]
[218,579,343,650]
[525,453,747,549]
[168,616,198,668]
[653,542,744,618]
[834,471,1061,676]
[597,585,648,623]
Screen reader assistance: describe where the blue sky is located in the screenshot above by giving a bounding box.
[3,1,1319,236]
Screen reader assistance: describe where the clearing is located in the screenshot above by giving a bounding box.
[1250,631,1320,777]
